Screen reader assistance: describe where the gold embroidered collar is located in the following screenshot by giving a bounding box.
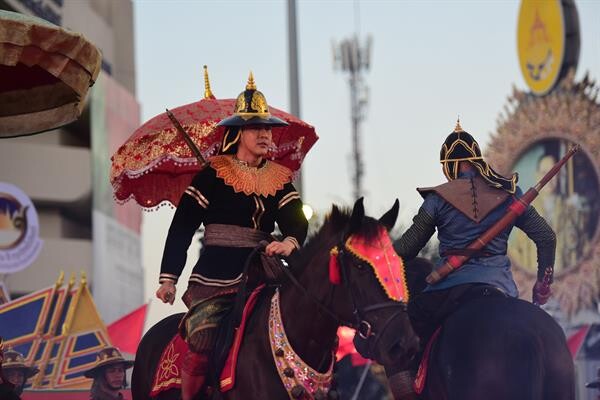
[209,155,293,197]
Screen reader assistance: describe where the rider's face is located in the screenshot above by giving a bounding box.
[104,365,125,390]
[238,125,272,158]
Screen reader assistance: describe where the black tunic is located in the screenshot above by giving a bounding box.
[159,155,308,285]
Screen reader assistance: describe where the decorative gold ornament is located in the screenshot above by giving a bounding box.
[454,117,463,132]
[246,71,257,90]
[203,65,215,99]
[250,91,269,114]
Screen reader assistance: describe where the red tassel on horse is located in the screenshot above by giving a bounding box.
[329,247,341,284]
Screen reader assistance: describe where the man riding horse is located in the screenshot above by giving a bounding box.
[155,73,308,400]
[387,121,556,399]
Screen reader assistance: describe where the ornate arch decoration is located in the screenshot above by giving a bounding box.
[487,70,600,316]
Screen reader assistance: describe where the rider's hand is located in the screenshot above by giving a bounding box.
[532,280,551,305]
[265,239,295,257]
[156,281,176,305]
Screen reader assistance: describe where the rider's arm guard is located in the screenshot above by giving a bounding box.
[515,206,556,282]
[395,207,436,262]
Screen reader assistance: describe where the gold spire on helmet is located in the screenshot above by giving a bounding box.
[454,117,463,132]
[203,65,215,99]
[246,71,257,90]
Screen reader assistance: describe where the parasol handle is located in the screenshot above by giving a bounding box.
[166,108,206,165]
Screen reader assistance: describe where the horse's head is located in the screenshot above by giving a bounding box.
[326,198,419,370]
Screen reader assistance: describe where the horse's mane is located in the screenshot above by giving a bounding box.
[287,204,383,277]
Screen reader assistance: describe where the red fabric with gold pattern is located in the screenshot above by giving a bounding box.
[150,334,187,397]
[110,98,318,209]
[345,228,409,302]
[413,327,441,394]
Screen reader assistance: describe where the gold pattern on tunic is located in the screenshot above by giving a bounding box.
[185,186,209,208]
[209,155,293,196]
[188,273,243,287]
[251,196,266,229]
[278,191,301,209]
[159,273,179,284]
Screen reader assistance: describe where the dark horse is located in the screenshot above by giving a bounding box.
[132,199,420,399]
[394,258,576,400]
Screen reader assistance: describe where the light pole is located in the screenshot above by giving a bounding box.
[287,0,302,194]
[333,35,372,200]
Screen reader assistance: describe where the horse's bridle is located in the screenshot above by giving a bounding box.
[278,238,408,359]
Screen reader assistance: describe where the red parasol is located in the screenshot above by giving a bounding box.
[110,68,318,209]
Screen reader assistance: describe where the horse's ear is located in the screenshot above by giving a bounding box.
[379,199,399,231]
[349,197,365,234]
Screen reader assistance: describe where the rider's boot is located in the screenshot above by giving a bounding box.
[387,370,418,400]
[181,351,208,400]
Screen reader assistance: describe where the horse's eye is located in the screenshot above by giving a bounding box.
[355,263,364,270]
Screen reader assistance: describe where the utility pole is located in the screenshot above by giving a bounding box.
[333,35,371,200]
[287,0,302,193]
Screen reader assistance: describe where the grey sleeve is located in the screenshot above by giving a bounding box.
[395,207,436,262]
[515,206,556,282]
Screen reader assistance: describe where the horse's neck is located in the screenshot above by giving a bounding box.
[278,267,341,371]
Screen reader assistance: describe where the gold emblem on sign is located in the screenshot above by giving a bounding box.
[517,0,565,95]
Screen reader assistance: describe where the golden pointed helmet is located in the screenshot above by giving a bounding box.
[83,346,133,378]
[440,119,518,193]
[217,72,289,128]
[1,347,39,378]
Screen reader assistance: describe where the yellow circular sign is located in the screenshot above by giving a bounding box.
[517,0,565,95]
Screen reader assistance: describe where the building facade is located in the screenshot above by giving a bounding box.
[0,0,143,323]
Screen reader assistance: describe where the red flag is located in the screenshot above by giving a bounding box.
[107,303,148,354]
[567,324,590,359]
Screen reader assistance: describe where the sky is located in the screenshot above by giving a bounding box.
[132,0,600,325]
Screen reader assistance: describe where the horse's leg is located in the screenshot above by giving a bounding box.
[540,319,576,400]
[132,340,152,400]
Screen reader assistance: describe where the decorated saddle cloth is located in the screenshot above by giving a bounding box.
[150,285,265,396]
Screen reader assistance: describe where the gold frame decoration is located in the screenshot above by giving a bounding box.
[486,70,600,316]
